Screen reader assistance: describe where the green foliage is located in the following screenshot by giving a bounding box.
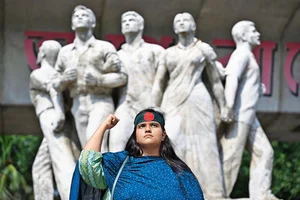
[231,141,300,200]
[272,141,300,200]
[0,135,42,200]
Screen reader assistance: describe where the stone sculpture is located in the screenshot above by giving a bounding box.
[30,40,76,200]
[220,20,280,200]
[109,11,165,152]
[53,5,127,151]
[28,6,282,200]
[151,12,228,199]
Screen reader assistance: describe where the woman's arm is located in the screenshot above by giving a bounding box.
[79,150,108,189]
[79,114,120,189]
[151,62,168,106]
[84,114,119,151]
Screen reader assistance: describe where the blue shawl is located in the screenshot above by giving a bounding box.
[70,151,204,200]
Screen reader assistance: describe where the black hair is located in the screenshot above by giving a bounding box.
[124,108,192,175]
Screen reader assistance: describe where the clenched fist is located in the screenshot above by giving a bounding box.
[102,114,120,130]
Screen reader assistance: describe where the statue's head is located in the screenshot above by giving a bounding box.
[36,40,62,66]
[121,11,144,35]
[231,20,261,47]
[173,12,196,35]
[71,5,96,31]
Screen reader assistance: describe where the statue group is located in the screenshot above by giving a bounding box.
[29,5,280,200]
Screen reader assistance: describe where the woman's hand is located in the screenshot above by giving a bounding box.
[102,114,120,130]
[84,114,119,151]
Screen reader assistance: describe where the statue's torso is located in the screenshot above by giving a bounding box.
[229,50,261,125]
[57,39,118,97]
[118,42,164,106]
[161,42,212,112]
[30,67,57,116]
[165,44,206,85]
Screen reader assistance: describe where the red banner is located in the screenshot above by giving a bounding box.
[285,43,300,95]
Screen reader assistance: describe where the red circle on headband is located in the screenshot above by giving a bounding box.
[144,112,155,121]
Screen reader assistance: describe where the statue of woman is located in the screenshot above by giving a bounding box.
[151,12,228,199]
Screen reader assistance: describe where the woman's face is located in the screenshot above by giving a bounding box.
[136,121,166,149]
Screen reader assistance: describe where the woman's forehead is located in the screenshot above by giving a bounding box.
[137,121,160,125]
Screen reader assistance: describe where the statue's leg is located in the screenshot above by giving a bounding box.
[32,138,54,200]
[246,118,279,200]
[71,99,89,148]
[109,103,134,152]
[220,121,251,197]
[165,84,227,199]
[86,98,114,153]
[39,109,76,200]
[164,112,185,159]
[184,107,225,199]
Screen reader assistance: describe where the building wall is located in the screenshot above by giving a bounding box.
[1,0,300,140]
[0,0,4,133]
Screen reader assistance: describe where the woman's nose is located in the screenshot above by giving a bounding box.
[145,125,151,132]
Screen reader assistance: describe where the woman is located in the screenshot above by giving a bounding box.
[77,108,204,200]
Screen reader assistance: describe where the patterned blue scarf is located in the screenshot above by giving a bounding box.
[102,151,204,200]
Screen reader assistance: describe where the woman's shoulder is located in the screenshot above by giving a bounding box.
[178,170,199,183]
[179,170,204,198]
[101,151,129,172]
[102,150,128,162]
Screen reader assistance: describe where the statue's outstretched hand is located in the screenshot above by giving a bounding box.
[103,56,121,73]
[221,106,234,124]
[63,68,77,83]
[260,83,266,96]
[84,72,99,86]
[52,114,65,133]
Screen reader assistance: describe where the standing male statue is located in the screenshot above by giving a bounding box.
[221,20,280,200]
[109,11,165,152]
[30,40,76,200]
[151,12,228,199]
[53,5,127,150]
